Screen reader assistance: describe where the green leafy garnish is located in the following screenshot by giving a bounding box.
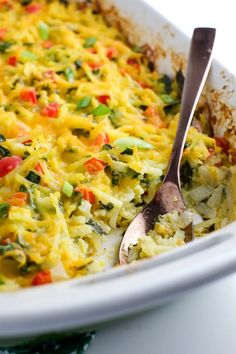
[102,143,113,150]
[26,171,41,184]
[72,128,90,138]
[63,181,73,197]
[160,94,175,105]
[99,202,114,211]
[0,146,11,157]
[92,104,110,116]
[74,59,82,69]
[77,96,91,109]
[0,42,12,52]
[86,218,106,235]
[180,161,193,187]
[0,203,10,219]
[158,74,172,94]
[0,243,16,255]
[38,22,50,40]
[0,134,6,142]
[121,147,133,155]
[65,67,74,82]
[83,37,97,48]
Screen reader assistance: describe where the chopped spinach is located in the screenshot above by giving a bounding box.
[0,146,11,157]
[74,59,82,69]
[0,42,12,53]
[0,134,6,142]
[0,243,16,255]
[121,147,133,155]
[102,143,113,151]
[0,203,10,219]
[86,218,106,235]
[72,128,90,138]
[180,161,193,187]
[158,74,172,94]
[25,171,41,184]
[127,168,140,179]
[99,201,114,211]
[111,171,120,186]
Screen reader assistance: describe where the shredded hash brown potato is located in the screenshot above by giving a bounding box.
[0,0,235,290]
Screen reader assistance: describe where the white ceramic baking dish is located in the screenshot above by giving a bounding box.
[1,0,236,345]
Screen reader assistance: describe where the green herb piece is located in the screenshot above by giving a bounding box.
[121,147,133,155]
[26,171,41,184]
[114,137,153,150]
[0,134,6,142]
[0,203,10,219]
[21,0,32,5]
[158,74,172,94]
[127,167,140,179]
[160,94,176,105]
[86,218,106,235]
[111,171,120,186]
[0,42,12,52]
[38,22,50,40]
[72,128,90,138]
[0,243,16,255]
[19,185,28,193]
[74,59,82,69]
[99,202,114,211]
[92,104,110,116]
[83,37,97,48]
[180,161,193,187]
[65,67,74,82]
[102,143,113,150]
[20,51,37,62]
[108,108,122,127]
[74,190,82,206]
[77,96,91,109]
[63,181,73,197]
[0,146,11,157]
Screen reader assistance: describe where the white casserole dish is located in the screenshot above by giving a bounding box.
[1,0,236,344]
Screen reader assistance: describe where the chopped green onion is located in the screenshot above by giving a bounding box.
[114,137,153,150]
[26,171,41,184]
[85,218,106,235]
[65,67,74,82]
[92,104,110,116]
[121,147,133,155]
[83,37,97,48]
[20,51,37,62]
[0,134,6,142]
[0,203,10,219]
[63,181,73,197]
[77,96,91,109]
[38,22,50,41]
[0,42,12,53]
[160,94,175,105]
[0,243,16,254]
[0,146,11,157]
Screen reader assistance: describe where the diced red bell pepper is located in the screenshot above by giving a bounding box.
[97,95,110,105]
[127,58,140,71]
[0,156,22,177]
[106,47,117,60]
[20,89,37,104]
[0,28,7,40]
[75,187,96,204]
[26,3,41,13]
[42,40,53,49]
[7,56,17,66]
[35,162,44,174]
[41,103,60,118]
[92,132,109,147]
[87,62,102,70]
[7,192,28,207]
[32,270,52,286]
[84,157,106,174]
[215,137,229,154]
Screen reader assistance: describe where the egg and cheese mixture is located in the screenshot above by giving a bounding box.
[0,0,235,290]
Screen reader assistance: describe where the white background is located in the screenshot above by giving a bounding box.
[88,1,236,353]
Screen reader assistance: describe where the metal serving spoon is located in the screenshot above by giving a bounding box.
[119,27,216,265]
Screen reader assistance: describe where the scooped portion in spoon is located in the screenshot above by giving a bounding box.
[119,27,216,265]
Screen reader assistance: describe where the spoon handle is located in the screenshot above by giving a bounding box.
[164,27,216,186]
